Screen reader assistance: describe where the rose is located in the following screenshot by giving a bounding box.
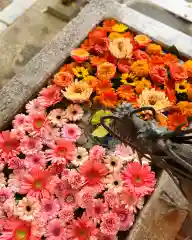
[118,59,132,73]
[133,50,150,61]
[150,65,168,84]
[169,63,188,82]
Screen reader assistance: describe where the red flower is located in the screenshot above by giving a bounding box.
[150,65,168,84]
[71,48,89,63]
[104,52,118,65]
[133,50,150,61]
[167,112,188,130]
[103,19,117,32]
[163,53,178,66]
[92,37,109,56]
[88,27,107,45]
[169,63,188,82]
[118,59,132,73]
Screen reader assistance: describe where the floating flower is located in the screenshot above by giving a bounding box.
[131,60,149,77]
[59,189,78,209]
[60,62,78,75]
[150,65,168,84]
[15,196,40,222]
[61,123,81,141]
[0,188,13,206]
[105,155,122,173]
[138,88,171,111]
[80,160,108,192]
[89,145,105,162]
[97,62,116,80]
[134,35,151,48]
[122,162,156,196]
[25,99,45,114]
[25,152,46,169]
[103,19,118,31]
[177,101,192,117]
[149,55,164,66]
[175,80,190,93]
[135,78,152,94]
[100,212,120,236]
[121,73,138,86]
[38,85,62,107]
[41,198,60,221]
[72,147,88,166]
[95,79,113,95]
[20,136,42,155]
[104,190,119,209]
[133,50,150,61]
[119,187,139,211]
[117,85,137,102]
[184,60,192,77]
[167,112,188,130]
[96,233,118,240]
[0,172,6,189]
[169,63,188,82]
[163,53,178,66]
[98,89,118,108]
[109,38,133,59]
[118,59,132,73]
[46,218,65,240]
[62,81,93,103]
[81,39,92,51]
[71,48,89,63]
[105,173,123,193]
[112,23,128,32]
[65,104,84,122]
[41,125,60,148]
[146,43,162,55]
[53,71,74,88]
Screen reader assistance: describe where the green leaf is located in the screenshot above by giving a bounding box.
[167,45,180,58]
[92,126,109,138]
[91,110,112,125]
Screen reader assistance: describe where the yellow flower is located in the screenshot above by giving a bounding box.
[146,44,162,55]
[108,32,123,40]
[109,38,133,59]
[62,80,93,103]
[72,67,89,79]
[184,60,192,77]
[135,78,152,94]
[112,23,128,33]
[131,60,149,77]
[138,88,170,112]
[175,80,190,93]
[121,73,138,86]
[177,101,192,117]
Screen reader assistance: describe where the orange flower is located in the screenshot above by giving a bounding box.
[90,56,106,66]
[150,65,168,84]
[108,32,123,40]
[117,85,136,102]
[99,89,118,108]
[97,62,116,80]
[177,101,192,117]
[53,71,74,88]
[156,112,168,127]
[134,34,151,48]
[187,86,192,100]
[118,59,132,73]
[80,39,92,51]
[103,19,117,32]
[167,112,188,130]
[88,27,107,44]
[149,55,164,66]
[95,79,112,94]
[109,38,133,59]
[59,62,78,75]
[92,37,109,56]
[71,48,89,63]
[131,60,149,77]
[135,78,152,94]
[146,44,162,55]
[133,50,150,61]
[163,53,178,66]
[84,76,98,89]
[184,60,192,77]
[169,63,188,82]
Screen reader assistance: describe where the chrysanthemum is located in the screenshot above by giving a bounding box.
[53,71,74,88]
[146,43,162,55]
[100,212,120,236]
[175,80,190,93]
[20,136,42,155]
[134,34,151,48]
[138,88,171,112]
[3,198,15,218]
[92,37,110,56]
[41,198,60,221]
[131,60,149,77]
[59,205,74,222]
[20,166,54,200]
[105,154,122,173]
[62,81,93,103]
[48,109,67,127]
[15,196,40,221]
[0,188,13,206]
[133,49,150,61]
[135,77,152,94]
[86,199,108,221]
[150,65,168,84]
[25,99,45,114]
[66,214,98,240]
[65,104,84,122]
[80,160,108,192]
[77,187,95,208]
[105,173,123,193]
[163,53,178,66]
[38,85,62,107]
[46,218,66,240]
[12,114,28,130]
[97,62,116,81]
[68,170,85,190]
[117,59,132,73]
[184,60,192,77]
[0,172,6,189]
[89,145,106,162]
[61,123,81,141]
[117,85,137,102]
[112,23,128,33]
[46,139,75,165]
[114,143,135,162]
[72,147,88,166]
[167,112,188,130]
[122,162,156,196]
[109,38,133,59]
[98,89,118,108]
[58,189,78,209]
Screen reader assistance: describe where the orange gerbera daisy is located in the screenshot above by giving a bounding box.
[146,44,162,55]
[163,53,178,66]
[95,79,112,95]
[134,34,151,48]
[97,62,116,80]
[90,56,106,67]
[88,27,107,44]
[84,76,98,89]
[103,19,118,32]
[98,89,118,108]
[131,60,149,77]
[80,39,92,51]
[149,55,164,66]
[59,62,78,75]
[135,78,152,94]
[71,48,89,63]
[54,71,74,88]
[169,63,188,82]
[117,85,136,102]
[167,112,188,130]
[184,60,192,77]
[177,101,192,117]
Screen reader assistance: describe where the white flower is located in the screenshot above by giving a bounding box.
[105,173,123,193]
[0,173,6,189]
[105,154,122,173]
[72,147,88,166]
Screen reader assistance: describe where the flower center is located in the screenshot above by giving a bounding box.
[0,195,7,203]
[15,230,27,240]
[72,110,77,115]
[75,87,83,94]
[26,206,32,212]
[68,129,75,135]
[77,155,82,160]
[135,177,141,183]
[35,180,42,189]
[114,181,119,186]
[56,115,61,120]
[148,96,157,105]
[179,85,185,90]
[45,203,53,212]
[66,195,74,203]
[111,161,116,166]
[53,227,61,236]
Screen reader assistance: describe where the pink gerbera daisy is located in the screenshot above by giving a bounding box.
[20,136,42,155]
[122,162,156,196]
[77,187,95,208]
[65,104,84,122]
[25,98,45,114]
[41,125,60,148]
[0,188,13,206]
[119,187,139,212]
[25,152,46,169]
[46,139,75,165]
[58,189,78,209]
[38,85,62,107]
[46,218,66,240]
[114,143,135,162]
[66,214,98,240]
[79,160,108,192]
[61,123,81,141]
[48,109,67,127]
[12,114,27,130]
[100,212,120,236]
[59,205,74,222]
[0,172,6,188]
[89,145,105,162]
[19,166,54,200]
[41,198,60,222]
[86,199,108,221]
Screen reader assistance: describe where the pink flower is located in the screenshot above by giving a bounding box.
[8,171,23,193]
[61,123,81,141]
[86,199,108,221]
[65,104,84,121]
[25,152,46,169]
[104,190,119,209]
[46,219,66,240]
[12,114,27,129]
[46,139,75,165]
[8,156,25,170]
[41,125,60,148]
[68,170,85,190]
[59,205,74,222]
[96,233,117,240]
[105,173,123,193]
[80,160,108,192]
[119,187,139,212]
[100,212,120,236]
[122,162,156,196]
[48,109,67,127]
[30,113,47,133]
[20,166,54,200]
[58,189,77,209]
[20,136,42,155]
[89,145,105,161]
[112,205,134,231]
[66,214,98,240]
[3,198,16,218]
[0,188,13,206]
[77,187,95,208]
[41,198,60,221]
[0,172,6,189]
[114,143,135,162]
[38,85,62,107]
[26,98,45,114]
